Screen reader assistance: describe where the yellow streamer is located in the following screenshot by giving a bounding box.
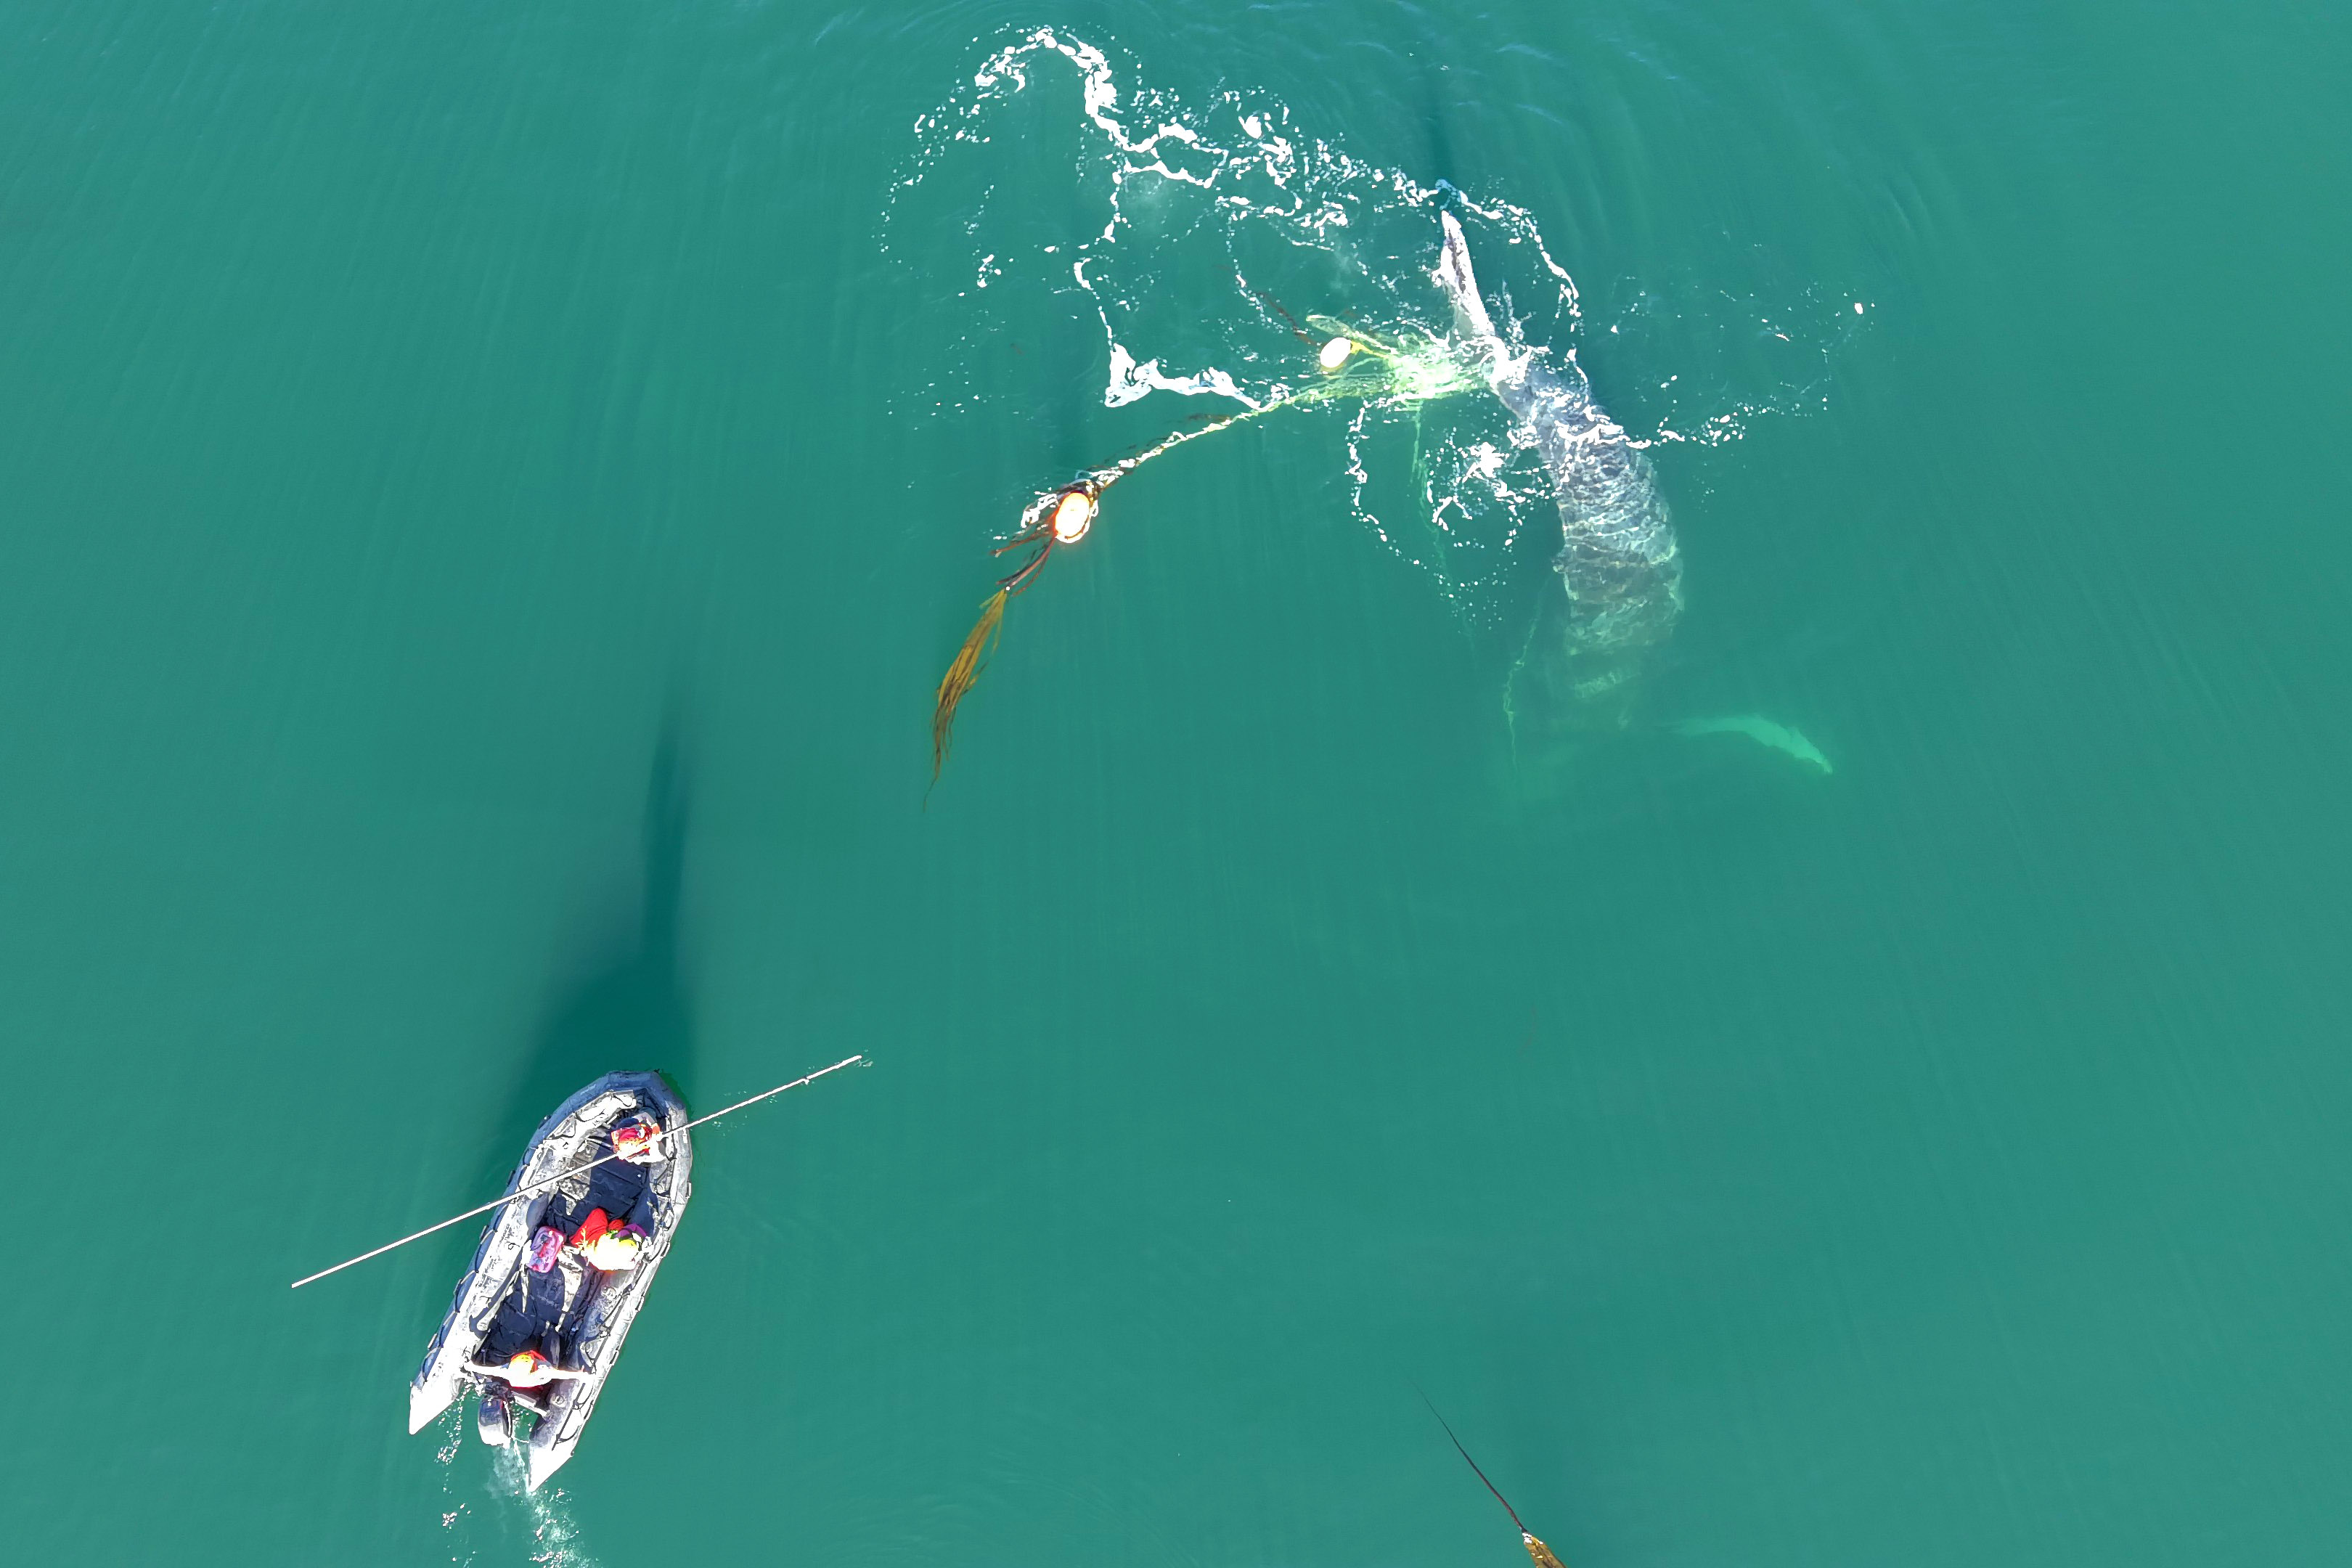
[931,588,1007,789]
[927,322,1479,787]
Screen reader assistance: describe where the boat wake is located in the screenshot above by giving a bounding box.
[493,1444,600,1568]
[430,1410,602,1568]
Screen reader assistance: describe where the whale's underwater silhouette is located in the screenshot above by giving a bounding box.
[1431,211,1828,780]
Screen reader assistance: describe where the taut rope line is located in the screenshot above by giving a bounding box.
[289,1054,870,1290]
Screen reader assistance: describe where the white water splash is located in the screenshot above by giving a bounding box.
[889,27,1858,622]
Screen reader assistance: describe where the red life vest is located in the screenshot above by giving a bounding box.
[571,1206,649,1270]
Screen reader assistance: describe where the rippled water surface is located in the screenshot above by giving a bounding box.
[3,1,2346,1562]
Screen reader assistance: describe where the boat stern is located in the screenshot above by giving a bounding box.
[525,1434,574,1493]
[409,1367,462,1434]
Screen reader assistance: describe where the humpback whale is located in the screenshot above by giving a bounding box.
[1433,212,1683,734]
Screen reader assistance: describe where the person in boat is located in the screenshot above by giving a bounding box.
[568,1205,649,1272]
[473,1257,572,1388]
[467,1344,592,1391]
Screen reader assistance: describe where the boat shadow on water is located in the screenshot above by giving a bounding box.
[482,719,699,1193]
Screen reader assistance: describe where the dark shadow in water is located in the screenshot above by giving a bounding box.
[489,719,698,1168]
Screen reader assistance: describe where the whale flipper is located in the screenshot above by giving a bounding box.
[1433,211,1501,346]
[1670,716,1833,775]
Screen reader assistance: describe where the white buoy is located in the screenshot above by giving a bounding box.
[1050,489,1095,543]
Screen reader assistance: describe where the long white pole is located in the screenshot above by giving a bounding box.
[289,1054,869,1290]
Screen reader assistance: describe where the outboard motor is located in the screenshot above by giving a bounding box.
[475,1385,513,1447]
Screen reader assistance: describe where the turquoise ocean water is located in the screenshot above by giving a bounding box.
[3,1,2347,1563]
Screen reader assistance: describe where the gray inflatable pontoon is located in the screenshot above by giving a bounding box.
[409,1071,693,1490]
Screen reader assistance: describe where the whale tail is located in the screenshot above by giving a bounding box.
[1434,211,1502,346]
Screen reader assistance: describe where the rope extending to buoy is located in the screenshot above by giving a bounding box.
[927,399,1287,791]
[928,324,1458,787]
[1418,1389,1570,1568]
[289,1054,870,1290]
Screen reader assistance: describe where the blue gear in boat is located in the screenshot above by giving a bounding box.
[480,1263,569,1363]
[541,1130,659,1239]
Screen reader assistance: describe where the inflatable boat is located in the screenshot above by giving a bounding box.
[409,1071,693,1490]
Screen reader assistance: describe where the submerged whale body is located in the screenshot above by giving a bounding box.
[1432,213,1683,732]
